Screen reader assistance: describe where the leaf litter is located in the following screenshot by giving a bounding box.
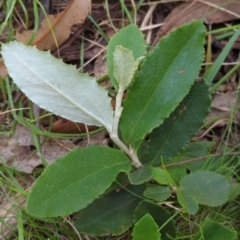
[156,0,240,39]
[0,124,75,173]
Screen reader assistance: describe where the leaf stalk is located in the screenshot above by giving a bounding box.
[110,86,142,168]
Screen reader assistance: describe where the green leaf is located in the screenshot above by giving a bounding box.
[193,218,237,240]
[164,142,213,184]
[134,201,176,240]
[27,145,131,218]
[147,81,211,165]
[107,25,146,90]
[162,141,214,185]
[74,185,145,236]
[166,167,186,186]
[1,41,113,132]
[172,141,214,172]
[132,213,160,240]
[113,46,138,90]
[120,21,206,143]
[176,189,199,215]
[179,170,230,207]
[228,183,240,200]
[152,168,173,185]
[144,185,171,202]
[128,165,152,185]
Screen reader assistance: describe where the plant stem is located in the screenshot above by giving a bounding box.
[110,85,142,168]
[110,132,142,168]
[112,86,124,135]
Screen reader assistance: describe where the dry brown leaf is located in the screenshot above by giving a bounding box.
[51,118,98,133]
[160,0,240,36]
[0,62,7,79]
[0,125,75,173]
[16,0,91,50]
[207,92,240,125]
[196,92,240,138]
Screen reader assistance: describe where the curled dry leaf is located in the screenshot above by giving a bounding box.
[16,0,91,50]
[0,62,7,79]
[50,118,98,133]
[159,0,240,36]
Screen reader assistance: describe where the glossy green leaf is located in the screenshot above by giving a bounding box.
[107,25,146,90]
[27,145,131,218]
[147,81,211,165]
[120,21,206,143]
[144,185,171,202]
[152,168,173,185]
[134,201,176,240]
[193,219,237,240]
[74,185,144,236]
[1,41,114,132]
[128,165,152,185]
[113,46,137,90]
[132,213,160,240]
[176,189,199,215]
[179,171,230,207]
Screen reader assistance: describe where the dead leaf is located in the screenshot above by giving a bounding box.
[207,92,240,125]
[51,118,98,133]
[0,62,7,79]
[16,0,91,50]
[0,125,75,173]
[159,0,240,36]
[195,92,240,139]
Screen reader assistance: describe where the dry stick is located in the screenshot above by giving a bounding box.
[164,151,240,168]
[63,218,82,240]
[199,0,240,19]
[141,3,157,28]
[141,3,158,45]
[198,118,229,138]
